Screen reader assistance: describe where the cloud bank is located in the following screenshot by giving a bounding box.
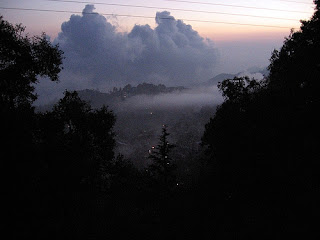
[52,5,218,89]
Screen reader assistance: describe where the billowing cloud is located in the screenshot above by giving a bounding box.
[52,5,218,90]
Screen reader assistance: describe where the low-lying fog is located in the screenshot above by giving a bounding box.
[117,85,222,111]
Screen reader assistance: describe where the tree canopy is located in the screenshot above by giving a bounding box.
[201,1,320,237]
[0,16,63,108]
[268,1,320,100]
[148,125,176,189]
[3,1,320,237]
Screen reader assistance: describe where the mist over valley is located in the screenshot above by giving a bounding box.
[3,1,319,238]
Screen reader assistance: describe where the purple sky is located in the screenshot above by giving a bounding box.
[0,1,316,103]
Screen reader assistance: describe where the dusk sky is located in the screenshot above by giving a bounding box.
[0,0,316,102]
[4,2,319,237]
[1,0,314,40]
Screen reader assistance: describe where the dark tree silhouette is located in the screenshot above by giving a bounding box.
[0,15,63,168]
[1,16,64,239]
[148,125,176,189]
[35,91,119,238]
[201,1,320,238]
[40,90,116,191]
[0,16,63,108]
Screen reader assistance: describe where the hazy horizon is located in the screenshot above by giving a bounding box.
[1,0,315,104]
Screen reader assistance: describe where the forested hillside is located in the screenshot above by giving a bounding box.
[2,1,320,239]
[202,1,320,238]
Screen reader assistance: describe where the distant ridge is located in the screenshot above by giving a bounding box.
[206,67,269,86]
[207,73,237,86]
[36,83,187,111]
[77,83,186,109]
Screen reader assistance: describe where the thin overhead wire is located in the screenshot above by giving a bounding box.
[0,7,298,29]
[164,0,312,13]
[278,0,314,4]
[45,0,301,21]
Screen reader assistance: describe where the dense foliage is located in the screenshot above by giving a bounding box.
[3,1,320,238]
[202,1,320,238]
[1,16,120,238]
[0,16,63,107]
